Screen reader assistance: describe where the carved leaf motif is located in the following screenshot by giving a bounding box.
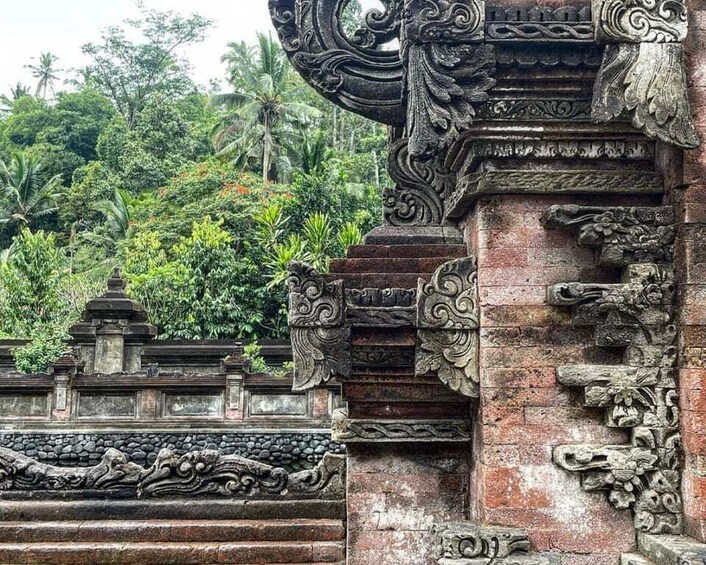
[417,329,479,397]
[406,43,495,157]
[593,43,698,149]
[290,327,351,391]
[288,262,345,327]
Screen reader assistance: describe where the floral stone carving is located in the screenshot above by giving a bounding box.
[546,205,682,535]
[0,446,345,500]
[416,256,480,398]
[288,262,351,392]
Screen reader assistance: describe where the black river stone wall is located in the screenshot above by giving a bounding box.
[0,431,345,472]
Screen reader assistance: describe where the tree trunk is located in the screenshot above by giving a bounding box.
[263,113,272,182]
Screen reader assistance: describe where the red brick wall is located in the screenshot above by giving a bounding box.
[467,195,644,564]
[680,1,706,542]
[345,444,470,565]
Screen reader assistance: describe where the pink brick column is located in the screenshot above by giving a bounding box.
[467,195,642,564]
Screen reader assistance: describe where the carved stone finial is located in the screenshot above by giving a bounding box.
[415,257,479,397]
[287,262,351,392]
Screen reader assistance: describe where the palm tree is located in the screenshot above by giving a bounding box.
[93,188,133,239]
[0,152,63,229]
[26,52,61,99]
[212,34,320,182]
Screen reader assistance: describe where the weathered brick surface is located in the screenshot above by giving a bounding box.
[680,1,706,541]
[346,444,469,565]
[469,195,637,560]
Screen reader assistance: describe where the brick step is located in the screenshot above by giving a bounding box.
[0,499,345,522]
[0,519,344,543]
[329,256,458,274]
[329,273,429,289]
[0,541,344,564]
[346,244,467,259]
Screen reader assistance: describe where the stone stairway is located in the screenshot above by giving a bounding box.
[329,243,469,288]
[0,499,345,564]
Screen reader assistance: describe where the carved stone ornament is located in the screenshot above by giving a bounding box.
[0,446,345,500]
[331,408,472,443]
[416,257,480,397]
[592,0,698,148]
[542,205,675,267]
[546,204,683,535]
[288,262,351,392]
[346,287,416,327]
[432,521,556,564]
[268,0,405,126]
[384,137,457,227]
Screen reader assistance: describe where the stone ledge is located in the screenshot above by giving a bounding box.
[638,533,706,565]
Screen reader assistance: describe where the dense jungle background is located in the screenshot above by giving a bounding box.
[0,3,388,372]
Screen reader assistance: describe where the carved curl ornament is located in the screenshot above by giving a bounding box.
[415,257,480,398]
[288,262,351,392]
[0,447,345,500]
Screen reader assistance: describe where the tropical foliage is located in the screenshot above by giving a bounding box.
[0,4,389,371]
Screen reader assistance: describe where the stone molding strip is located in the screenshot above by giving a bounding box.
[331,409,471,443]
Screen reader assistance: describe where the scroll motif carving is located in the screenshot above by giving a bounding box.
[432,521,556,564]
[593,0,687,43]
[288,262,351,391]
[404,0,485,43]
[476,99,593,121]
[546,205,682,535]
[416,257,480,397]
[0,447,346,500]
[592,0,698,148]
[269,0,405,125]
[384,137,456,227]
[331,409,471,442]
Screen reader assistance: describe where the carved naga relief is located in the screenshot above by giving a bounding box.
[592,0,699,148]
[0,447,346,500]
[544,206,682,535]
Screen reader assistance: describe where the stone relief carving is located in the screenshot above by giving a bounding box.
[476,98,593,121]
[0,446,345,500]
[268,0,405,126]
[331,408,472,442]
[546,205,682,535]
[384,137,457,227]
[432,521,555,564]
[542,205,675,267]
[486,5,593,41]
[288,262,351,391]
[592,0,698,148]
[416,257,480,398]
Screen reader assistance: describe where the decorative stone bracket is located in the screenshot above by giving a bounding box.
[591,0,698,148]
[545,205,682,535]
[288,262,351,392]
[415,256,480,398]
[0,446,345,500]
